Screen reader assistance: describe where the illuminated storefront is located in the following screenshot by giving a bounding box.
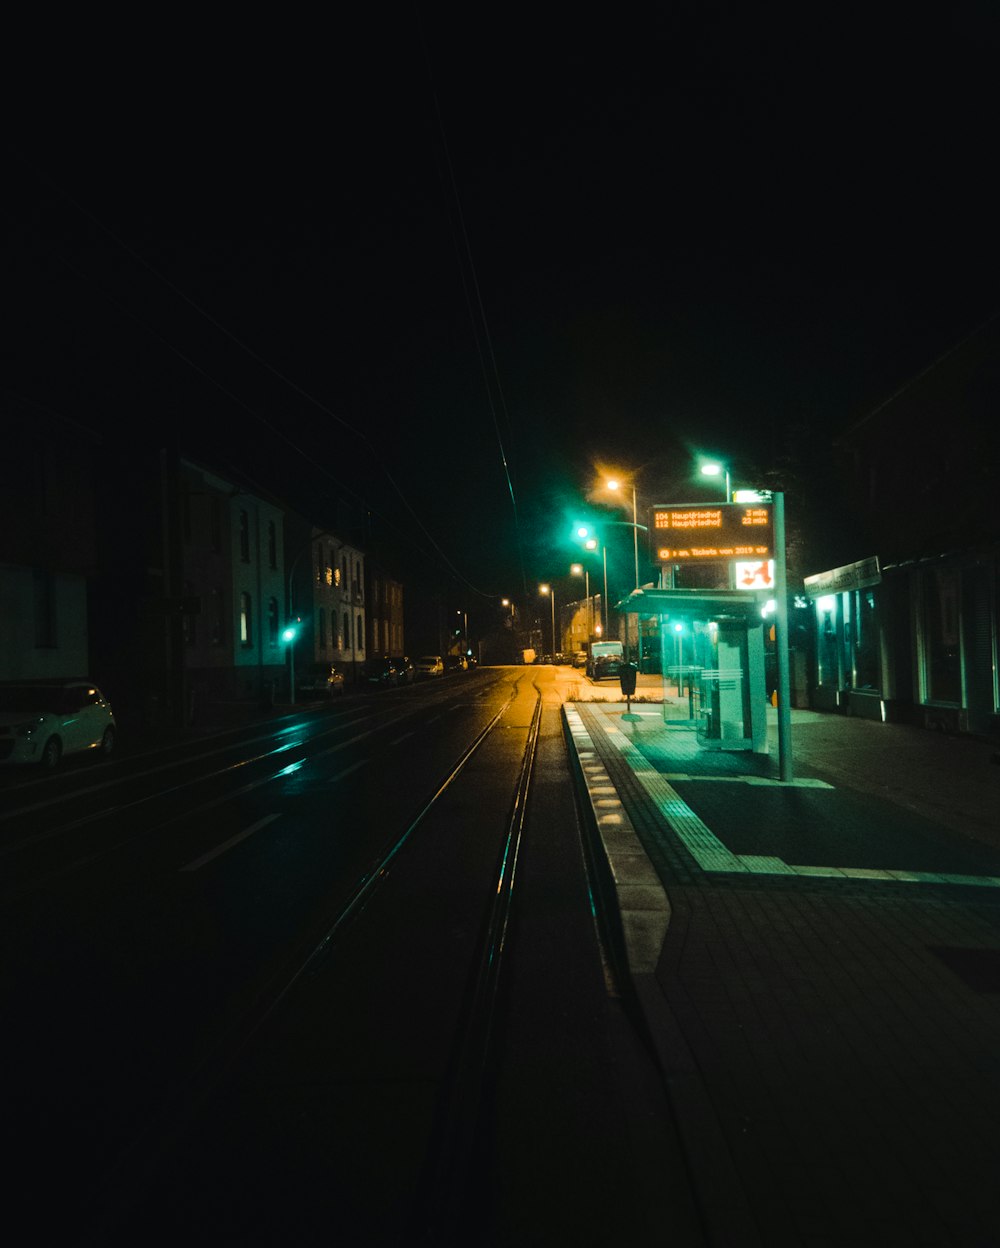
[805,551,1000,735]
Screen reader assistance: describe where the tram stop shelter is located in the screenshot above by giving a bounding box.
[616,587,771,754]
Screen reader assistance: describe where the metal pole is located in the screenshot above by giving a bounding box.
[774,491,793,781]
[288,563,297,706]
[602,545,608,634]
[550,591,556,655]
[632,487,643,671]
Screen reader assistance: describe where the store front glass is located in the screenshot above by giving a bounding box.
[922,567,962,704]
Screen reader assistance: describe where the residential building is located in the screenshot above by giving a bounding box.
[286,515,366,686]
[0,404,98,680]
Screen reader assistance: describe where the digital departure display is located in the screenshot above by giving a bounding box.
[651,503,772,562]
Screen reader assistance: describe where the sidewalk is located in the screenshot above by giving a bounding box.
[567,696,1000,1246]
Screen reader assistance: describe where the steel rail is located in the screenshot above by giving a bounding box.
[414,679,544,1245]
[81,673,526,1244]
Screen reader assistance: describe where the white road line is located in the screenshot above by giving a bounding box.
[179,813,281,872]
[390,732,414,746]
[329,760,367,783]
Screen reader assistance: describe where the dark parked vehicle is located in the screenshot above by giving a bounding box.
[588,641,625,681]
[394,656,415,685]
[364,656,400,688]
[297,663,346,698]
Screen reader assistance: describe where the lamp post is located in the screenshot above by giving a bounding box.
[700,461,731,502]
[607,477,644,668]
[539,584,556,655]
[286,528,336,705]
[570,562,591,645]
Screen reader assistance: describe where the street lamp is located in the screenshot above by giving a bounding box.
[539,584,556,655]
[282,621,300,704]
[570,562,592,643]
[607,476,646,668]
[700,461,731,501]
[286,528,337,705]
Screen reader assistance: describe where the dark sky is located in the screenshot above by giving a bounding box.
[7,7,998,610]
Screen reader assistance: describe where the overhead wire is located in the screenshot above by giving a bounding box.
[9,143,503,601]
[420,31,529,601]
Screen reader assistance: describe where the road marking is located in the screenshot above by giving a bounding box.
[179,813,281,872]
[578,708,1000,890]
[390,732,414,746]
[329,760,367,783]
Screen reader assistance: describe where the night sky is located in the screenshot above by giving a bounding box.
[7,8,998,613]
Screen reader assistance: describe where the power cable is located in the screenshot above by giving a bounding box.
[11,143,503,600]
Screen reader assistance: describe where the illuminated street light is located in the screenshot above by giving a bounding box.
[570,562,593,642]
[606,475,646,667]
[539,583,556,655]
[700,461,731,502]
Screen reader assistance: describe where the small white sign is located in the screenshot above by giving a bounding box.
[735,560,775,589]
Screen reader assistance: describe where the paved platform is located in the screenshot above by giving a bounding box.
[566,697,1000,1247]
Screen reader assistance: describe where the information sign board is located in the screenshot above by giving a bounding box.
[651,502,772,562]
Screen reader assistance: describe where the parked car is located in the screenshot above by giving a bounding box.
[414,655,445,679]
[297,663,346,698]
[572,650,588,669]
[588,640,625,680]
[394,656,415,685]
[446,655,468,672]
[364,656,400,688]
[0,679,117,769]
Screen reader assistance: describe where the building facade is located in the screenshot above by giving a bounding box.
[804,318,1000,738]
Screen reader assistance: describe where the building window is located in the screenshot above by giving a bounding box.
[267,521,277,570]
[183,582,197,647]
[210,588,225,646]
[357,614,363,651]
[267,597,279,647]
[240,592,253,647]
[318,606,326,650]
[344,612,350,648]
[33,568,57,649]
[239,510,250,563]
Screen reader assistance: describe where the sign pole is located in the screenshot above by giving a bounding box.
[774,491,793,781]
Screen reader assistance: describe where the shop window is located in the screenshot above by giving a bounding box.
[852,590,880,690]
[923,568,961,703]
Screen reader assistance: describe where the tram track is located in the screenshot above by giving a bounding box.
[78,673,544,1246]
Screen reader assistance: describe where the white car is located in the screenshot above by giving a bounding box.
[0,679,117,769]
[414,655,445,678]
